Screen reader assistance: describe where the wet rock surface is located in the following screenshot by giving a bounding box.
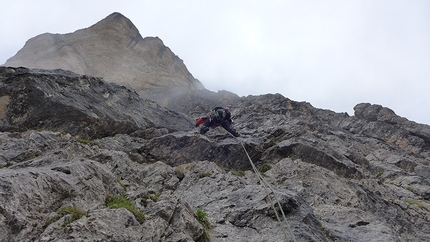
[0,67,429,241]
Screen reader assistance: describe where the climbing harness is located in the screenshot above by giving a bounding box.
[227,132,297,242]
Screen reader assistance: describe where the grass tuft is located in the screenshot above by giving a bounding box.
[76,137,99,146]
[195,208,211,242]
[258,163,272,173]
[231,169,245,177]
[198,171,212,179]
[116,178,127,192]
[58,206,86,227]
[404,199,430,212]
[144,192,161,202]
[175,169,185,180]
[105,195,145,223]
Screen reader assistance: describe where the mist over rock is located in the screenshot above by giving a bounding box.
[1,66,429,241]
[4,12,203,104]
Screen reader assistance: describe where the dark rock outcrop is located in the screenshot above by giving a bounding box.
[0,67,192,139]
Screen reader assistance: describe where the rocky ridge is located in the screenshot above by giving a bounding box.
[1,66,429,241]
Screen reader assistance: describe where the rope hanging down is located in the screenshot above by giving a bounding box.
[227,132,297,242]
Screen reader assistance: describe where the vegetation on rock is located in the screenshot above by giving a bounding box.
[105,195,145,224]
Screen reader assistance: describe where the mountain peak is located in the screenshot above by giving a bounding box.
[4,12,203,99]
[96,12,129,25]
[88,12,142,40]
[104,12,128,20]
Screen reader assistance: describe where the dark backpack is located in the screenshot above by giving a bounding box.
[210,108,225,120]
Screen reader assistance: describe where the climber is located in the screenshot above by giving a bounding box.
[195,106,240,137]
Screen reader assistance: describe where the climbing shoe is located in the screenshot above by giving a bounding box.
[200,125,209,134]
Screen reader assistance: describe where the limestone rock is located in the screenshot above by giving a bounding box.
[350,103,430,156]
[1,68,429,241]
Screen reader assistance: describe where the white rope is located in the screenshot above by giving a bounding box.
[229,132,296,242]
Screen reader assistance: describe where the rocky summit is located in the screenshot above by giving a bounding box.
[0,66,429,242]
[4,12,204,105]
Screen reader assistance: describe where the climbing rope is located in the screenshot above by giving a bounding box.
[227,132,297,242]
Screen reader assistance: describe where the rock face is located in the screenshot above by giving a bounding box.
[3,12,204,103]
[1,67,430,242]
[0,67,192,139]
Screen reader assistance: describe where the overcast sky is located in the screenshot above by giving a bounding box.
[1,0,429,124]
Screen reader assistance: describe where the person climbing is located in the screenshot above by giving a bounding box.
[195,106,240,137]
